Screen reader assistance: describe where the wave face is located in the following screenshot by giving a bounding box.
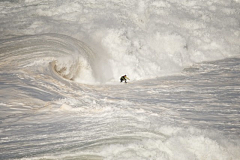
[0,34,100,84]
[0,0,239,83]
[0,0,240,160]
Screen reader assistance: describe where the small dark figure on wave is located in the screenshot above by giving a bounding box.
[120,75,130,83]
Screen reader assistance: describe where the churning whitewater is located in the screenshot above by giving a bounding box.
[0,0,240,159]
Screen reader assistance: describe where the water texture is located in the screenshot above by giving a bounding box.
[0,0,240,159]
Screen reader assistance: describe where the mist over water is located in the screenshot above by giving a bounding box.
[0,0,240,159]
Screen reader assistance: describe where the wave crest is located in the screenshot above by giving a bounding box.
[0,34,98,84]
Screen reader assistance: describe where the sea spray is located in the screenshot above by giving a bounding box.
[0,0,240,159]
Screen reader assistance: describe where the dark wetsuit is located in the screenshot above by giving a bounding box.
[120,75,129,83]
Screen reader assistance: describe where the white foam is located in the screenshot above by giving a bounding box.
[1,0,239,84]
[61,127,239,160]
[0,1,240,159]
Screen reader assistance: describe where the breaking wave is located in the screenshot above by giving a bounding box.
[1,0,239,85]
[0,34,100,84]
[1,31,239,85]
[1,1,240,159]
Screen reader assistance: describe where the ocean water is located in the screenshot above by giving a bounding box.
[0,0,240,159]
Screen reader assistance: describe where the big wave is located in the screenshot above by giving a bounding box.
[1,31,239,85]
[1,0,240,84]
[0,34,101,84]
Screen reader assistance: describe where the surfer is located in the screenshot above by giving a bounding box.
[120,75,130,83]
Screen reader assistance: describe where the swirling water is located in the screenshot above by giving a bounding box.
[0,0,240,159]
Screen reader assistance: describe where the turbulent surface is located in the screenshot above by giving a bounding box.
[0,0,240,159]
[1,0,239,83]
[1,57,240,160]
